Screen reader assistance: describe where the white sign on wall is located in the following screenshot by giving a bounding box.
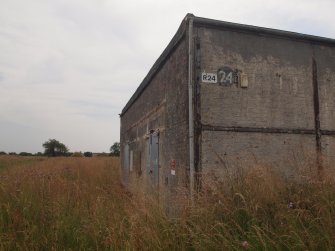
[201,72,217,83]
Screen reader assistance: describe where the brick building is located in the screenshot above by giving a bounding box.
[120,14,335,198]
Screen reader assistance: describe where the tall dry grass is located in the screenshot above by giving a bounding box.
[0,157,127,250]
[0,156,45,171]
[0,156,334,250]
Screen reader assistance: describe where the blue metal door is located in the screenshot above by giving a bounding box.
[147,132,159,186]
[122,144,129,186]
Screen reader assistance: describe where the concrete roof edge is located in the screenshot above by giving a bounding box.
[193,16,335,46]
[120,14,192,116]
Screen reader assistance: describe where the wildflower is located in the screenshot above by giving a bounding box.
[288,202,294,209]
[242,241,249,249]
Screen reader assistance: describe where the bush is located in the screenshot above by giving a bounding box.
[97,152,109,157]
[83,152,93,157]
[19,152,33,156]
[72,152,83,157]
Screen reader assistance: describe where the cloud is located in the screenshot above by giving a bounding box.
[0,0,334,153]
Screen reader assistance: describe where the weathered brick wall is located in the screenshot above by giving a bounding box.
[201,131,317,177]
[121,20,335,196]
[198,28,314,129]
[120,37,189,196]
[196,26,335,177]
[316,45,335,168]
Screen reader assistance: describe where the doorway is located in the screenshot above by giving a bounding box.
[147,131,159,186]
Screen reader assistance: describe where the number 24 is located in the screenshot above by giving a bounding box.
[218,70,233,84]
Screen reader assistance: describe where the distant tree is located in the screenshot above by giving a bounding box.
[42,139,69,157]
[19,152,33,156]
[9,152,17,155]
[72,152,83,157]
[97,152,109,157]
[83,152,93,157]
[110,142,120,156]
[0,151,7,155]
[34,152,44,156]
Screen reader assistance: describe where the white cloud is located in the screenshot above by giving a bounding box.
[0,0,334,153]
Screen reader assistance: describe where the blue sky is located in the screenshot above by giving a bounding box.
[1,0,335,153]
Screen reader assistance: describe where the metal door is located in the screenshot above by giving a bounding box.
[122,144,129,186]
[147,132,159,186]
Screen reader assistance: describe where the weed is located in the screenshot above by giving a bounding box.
[0,156,334,250]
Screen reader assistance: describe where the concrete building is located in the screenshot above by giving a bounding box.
[120,14,335,197]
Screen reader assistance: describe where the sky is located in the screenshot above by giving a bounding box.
[1,0,335,154]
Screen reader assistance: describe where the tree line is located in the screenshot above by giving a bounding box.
[0,139,120,157]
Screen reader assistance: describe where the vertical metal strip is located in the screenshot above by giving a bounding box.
[188,17,195,197]
[194,33,202,192]
[312,58,323,175]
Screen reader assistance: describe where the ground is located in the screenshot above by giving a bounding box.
[0,155,334,250]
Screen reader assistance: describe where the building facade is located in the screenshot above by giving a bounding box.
[120,14,335,198]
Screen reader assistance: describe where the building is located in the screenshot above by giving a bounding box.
[120,14,335,198]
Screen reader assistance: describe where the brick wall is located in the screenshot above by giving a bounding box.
[196,26,335,177]
[120,37,190,199]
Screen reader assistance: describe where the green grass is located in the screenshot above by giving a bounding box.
[0,156,45,171]
[0,156,334,250]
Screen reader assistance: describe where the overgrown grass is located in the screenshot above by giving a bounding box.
[0,156,45,171]
[0,156,334,250]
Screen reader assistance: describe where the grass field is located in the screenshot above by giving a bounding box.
[0,156,335,250]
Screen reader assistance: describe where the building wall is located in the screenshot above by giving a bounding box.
[201,131,317,177]
[120,37,190,197]
[121,19,335,196]
[316,45,335,168]
[196,26,335,178]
